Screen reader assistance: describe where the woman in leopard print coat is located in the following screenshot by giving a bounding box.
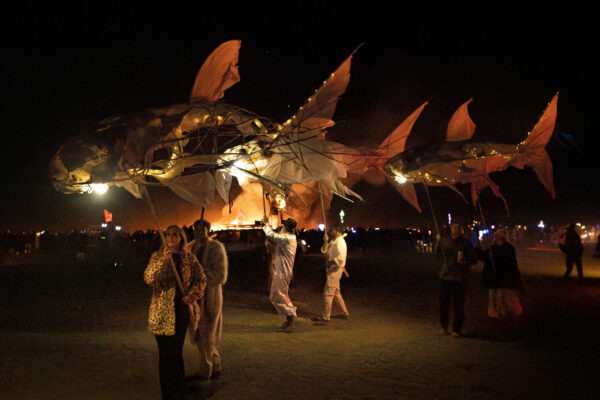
[144,225,206,400]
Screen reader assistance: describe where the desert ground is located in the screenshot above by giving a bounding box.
[1,244,599,400]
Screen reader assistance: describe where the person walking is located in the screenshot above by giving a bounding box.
[262,215,298,332]
[189,219,228,380]
[436,223,476,337]
[313,223,349,321]
[559,223,584,279]
[144,225,206,400]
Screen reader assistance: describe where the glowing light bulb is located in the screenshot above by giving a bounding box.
[91,184,108,195]
[394,174,407,184]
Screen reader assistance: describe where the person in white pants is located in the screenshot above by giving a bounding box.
[316,223,349,321]
[262,216,298,332]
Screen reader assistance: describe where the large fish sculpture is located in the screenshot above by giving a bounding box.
[369,94,558,212]
[49,40,368,210]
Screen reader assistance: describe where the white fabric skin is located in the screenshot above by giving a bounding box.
[322,236,349,319]
[263,224,297,318]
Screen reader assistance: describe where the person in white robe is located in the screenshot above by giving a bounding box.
[314,223,349,321]
[261,215,298,332]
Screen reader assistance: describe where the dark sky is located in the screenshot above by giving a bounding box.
[2,3,599,231]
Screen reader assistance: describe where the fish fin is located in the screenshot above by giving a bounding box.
[362,167,387,186]
[524,148,555,198]
[114,181,143,199]
[372,102,428,167]
[516,93,558,198]
[388,178,422,213]
[471,175,509,212]
[334,180,364,202]
[446,98,476,142]
[215,170,233,204]
[284,46,360,136]
[442,182,468,204]
[190,40,241,103]
[520,93,558,149]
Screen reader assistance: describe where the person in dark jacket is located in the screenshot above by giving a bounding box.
[476,228,523,319]
[559,223,584,279]
[436,224,477,337]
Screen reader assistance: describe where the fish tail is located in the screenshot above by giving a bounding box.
[514,93,558,198]
[517,146,556,199]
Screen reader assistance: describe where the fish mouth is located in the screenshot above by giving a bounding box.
[49,152,111,194]
[51,175,111,195]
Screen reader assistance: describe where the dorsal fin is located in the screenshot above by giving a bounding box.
[190,40,241,103]
[446,98,476,142]
[283,45,361,136]
[374,102,428,165]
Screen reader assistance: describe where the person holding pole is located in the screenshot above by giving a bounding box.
[313,222,350,322]
[144,225,206,400]
[261,215,299,332]
[189,219,228,380]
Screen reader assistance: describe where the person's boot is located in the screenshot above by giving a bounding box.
[277,315,297,332]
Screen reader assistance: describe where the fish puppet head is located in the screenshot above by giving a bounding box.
[49,40,254,200]
[49,125,124,195]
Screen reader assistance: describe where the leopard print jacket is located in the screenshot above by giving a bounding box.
[144,250,207,335]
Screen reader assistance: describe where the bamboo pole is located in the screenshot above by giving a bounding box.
[318,182,349,278]
[423,183,440,236]
[142,185,185,294]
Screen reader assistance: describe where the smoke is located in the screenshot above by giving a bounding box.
[214,182,327,230]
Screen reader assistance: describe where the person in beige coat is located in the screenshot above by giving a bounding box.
[189,219,228,379]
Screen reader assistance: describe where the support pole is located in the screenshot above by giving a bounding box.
[318,182,349,278]
[423,183,448,273]
[262,186,267,217]
[477,199,496,285]
[423,183,440,236]
[318,182,327,228]
[142,185,185,294]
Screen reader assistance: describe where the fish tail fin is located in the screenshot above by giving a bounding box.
[522,148,556,199]
[516,93,558,198]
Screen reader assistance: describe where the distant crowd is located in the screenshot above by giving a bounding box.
[1,223,598,267]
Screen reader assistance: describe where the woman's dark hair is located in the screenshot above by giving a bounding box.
[164,225,188,252]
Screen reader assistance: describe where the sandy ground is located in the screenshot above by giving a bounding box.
[1,245,599,400]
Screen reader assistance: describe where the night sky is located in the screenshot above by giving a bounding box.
[3,3,599,231]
